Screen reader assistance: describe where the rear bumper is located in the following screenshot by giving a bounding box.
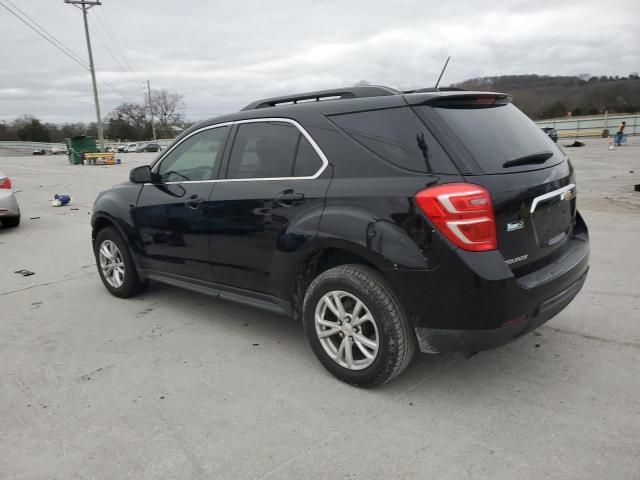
[414,269,587,353]
[386,213,590,353]
[0,190,20,217]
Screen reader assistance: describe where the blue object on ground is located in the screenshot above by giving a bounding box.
[54,194,71,206]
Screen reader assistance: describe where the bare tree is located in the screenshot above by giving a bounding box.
[105,102,149,141]
[148,89,186,138]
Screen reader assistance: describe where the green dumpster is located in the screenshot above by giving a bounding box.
[66,136,97,165]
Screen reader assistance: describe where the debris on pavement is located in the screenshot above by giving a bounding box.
[51,194,72,207]
[14,269,35,276]
[564,140,585,147]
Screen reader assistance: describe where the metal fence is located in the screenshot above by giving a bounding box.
[0,139,176,157]
[0,141,67,156]
[535,113,640,138]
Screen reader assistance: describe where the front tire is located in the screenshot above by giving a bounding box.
[94,226,146,298]
[303,264,416,387]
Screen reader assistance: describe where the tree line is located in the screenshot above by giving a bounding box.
[0,88,191,143]
[453,73,640,119]
[4,75,639,142]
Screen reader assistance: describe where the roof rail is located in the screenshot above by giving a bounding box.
[241,85,401,111]
[403,87,467,94]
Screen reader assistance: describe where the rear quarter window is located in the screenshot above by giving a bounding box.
[329,107,458,174]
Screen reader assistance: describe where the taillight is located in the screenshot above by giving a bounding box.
[0,177,11,189]
[415,183,497,252]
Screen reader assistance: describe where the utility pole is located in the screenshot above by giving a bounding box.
[64,0,105,152]
[146,80,157,141]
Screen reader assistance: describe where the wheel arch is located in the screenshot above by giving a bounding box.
[289,239,390,321]
[91,212,146,275]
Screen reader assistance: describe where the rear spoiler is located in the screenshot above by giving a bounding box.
[404,91,512,108]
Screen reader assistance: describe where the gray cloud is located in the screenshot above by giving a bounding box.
[1,0,638,123]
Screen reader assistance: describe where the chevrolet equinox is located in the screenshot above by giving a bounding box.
[92,86,590,386]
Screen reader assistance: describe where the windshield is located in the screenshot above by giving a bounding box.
[418,103,563,174]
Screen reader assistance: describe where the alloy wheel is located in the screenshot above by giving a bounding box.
[314,291,379,370]
[99,239,125,288]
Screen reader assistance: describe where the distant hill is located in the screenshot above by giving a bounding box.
[451,74,640,119]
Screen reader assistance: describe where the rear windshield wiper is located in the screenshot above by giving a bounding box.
[502,152,554,168]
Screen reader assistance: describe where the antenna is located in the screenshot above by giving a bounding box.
[434,56,451,89]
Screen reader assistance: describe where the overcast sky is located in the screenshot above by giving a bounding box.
[1,0,638,123]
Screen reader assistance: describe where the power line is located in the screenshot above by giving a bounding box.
[0,0,88,70]
[87,13,128,72]
[70,7,142,97]
[0,0,134,101]
[97,5,132,72]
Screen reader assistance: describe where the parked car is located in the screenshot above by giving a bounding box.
[142,142,161,152]
[124,143,140,153]
[117,145,128,153]
[51,146,68,155]
[541,127,558,143]
[91,86,590,386]
[0,170,20,228]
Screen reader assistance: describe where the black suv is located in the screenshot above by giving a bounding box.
[92,86,589,386]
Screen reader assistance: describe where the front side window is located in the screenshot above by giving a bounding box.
[226,122,323,179]
[157,126,229,182]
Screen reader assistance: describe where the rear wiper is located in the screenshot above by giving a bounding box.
[502,151,554,168]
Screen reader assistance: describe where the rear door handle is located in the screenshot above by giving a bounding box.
[185,194,205,209]
[275,190,304,206]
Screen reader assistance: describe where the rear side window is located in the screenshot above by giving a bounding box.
[226,121,323,179]
[294,136,322,176]
[417,103,562,174]
[329,107,457,174]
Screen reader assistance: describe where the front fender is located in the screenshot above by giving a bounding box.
[91,183,144,259]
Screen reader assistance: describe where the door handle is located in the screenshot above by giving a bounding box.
[185,194,205,209]
[274,190,304,206]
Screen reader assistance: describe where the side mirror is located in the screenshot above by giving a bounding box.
[130,165,154,184]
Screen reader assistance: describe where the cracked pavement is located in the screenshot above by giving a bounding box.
[1,141,639,479]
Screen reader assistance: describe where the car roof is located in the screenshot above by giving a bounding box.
[180,87,509,138]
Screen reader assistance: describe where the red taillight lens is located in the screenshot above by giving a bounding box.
[0,177,11,189]
[415,183,497,252]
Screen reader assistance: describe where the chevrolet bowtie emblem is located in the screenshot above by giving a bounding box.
[560,190,573,201]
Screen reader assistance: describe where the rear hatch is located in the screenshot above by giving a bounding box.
[411,94,576,273]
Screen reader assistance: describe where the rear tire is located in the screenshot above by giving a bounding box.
[303,264,416,387]
[94,226,146,298]
[1,215,20,228]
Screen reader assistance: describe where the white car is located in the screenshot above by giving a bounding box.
[51,146,68,155]
[124,143,140,153]
[0,170,20,228]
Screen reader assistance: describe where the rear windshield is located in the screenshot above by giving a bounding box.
[329,107,458,174]
[417,103,562,174]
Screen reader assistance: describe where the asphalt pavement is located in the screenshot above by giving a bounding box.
[1,139,639,479]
